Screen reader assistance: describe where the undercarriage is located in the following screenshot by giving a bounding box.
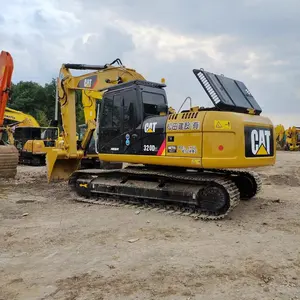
[18,152,46,166]
[68,166,262,220]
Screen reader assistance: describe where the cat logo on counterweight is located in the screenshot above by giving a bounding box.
[244,126,274,157]
[251,129,271,155]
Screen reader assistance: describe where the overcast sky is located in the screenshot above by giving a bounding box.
[1,0,299,127]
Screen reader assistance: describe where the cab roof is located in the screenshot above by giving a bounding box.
[99,80,166,93]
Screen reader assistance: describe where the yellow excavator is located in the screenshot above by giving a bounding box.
[275,124,300,151]
[0,51,19,178]
[46,61,276,220]
[3,107,59,166]
[13,125,59,166]
[286,126,300,151]
[275,124,286,150]
[2,106,40,146]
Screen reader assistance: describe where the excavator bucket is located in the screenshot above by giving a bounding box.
[46,149,81,182]
[0,51,19,179]
[0,144,19,178]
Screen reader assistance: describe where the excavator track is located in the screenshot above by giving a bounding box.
[68,166,262,220]
[205,168,262,201]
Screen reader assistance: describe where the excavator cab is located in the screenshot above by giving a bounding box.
[95,80,168,155]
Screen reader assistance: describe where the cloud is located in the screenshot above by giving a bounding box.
[1,0,300,127]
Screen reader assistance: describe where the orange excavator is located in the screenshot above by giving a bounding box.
[0,50,19,178]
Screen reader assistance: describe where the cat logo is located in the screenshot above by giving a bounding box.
[251,129,271,155]
[144,122,157,133]
[83,78,92,88]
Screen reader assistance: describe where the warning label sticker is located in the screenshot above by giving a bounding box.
[214,120,231,130]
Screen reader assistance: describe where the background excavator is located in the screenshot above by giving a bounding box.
[13,125,59,166]
[46,60,276,220]
[3,106,59,166]
[0,50,19,178]
[2,106,40,148]
[275,124,286,150]
[275,124,300,151]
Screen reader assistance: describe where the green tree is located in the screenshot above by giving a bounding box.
[43,78,57,121]
[75,90,85,129]
[36,110,49,127]
[8,79,88,131]
[9,81,44,114]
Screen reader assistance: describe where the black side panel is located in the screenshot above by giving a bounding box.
[244,126,274,157]
[141,116,167,155]
[193,69,262,115]
[77,75,98,89]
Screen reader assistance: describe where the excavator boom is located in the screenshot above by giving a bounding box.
[0,50,19,178]
[47,59,147,181]
[0,51,13,127]
[4,107,40,127]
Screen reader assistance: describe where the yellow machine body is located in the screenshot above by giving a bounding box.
[47,104,275,182]
[93,110,275,169]
[13,126,59,166]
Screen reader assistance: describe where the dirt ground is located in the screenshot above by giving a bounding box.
[1,152,300,300]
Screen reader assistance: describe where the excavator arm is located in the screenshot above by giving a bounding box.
[4,107,40,127]
[0,50,19,178]
[47,59,148,182]
[0,51,14,130]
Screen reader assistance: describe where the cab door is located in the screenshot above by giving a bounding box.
[97,93,122,153]
[121,89,142,154]
[97,88,142,154]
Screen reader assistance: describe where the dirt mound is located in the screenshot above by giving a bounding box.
[261,173,300,187]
